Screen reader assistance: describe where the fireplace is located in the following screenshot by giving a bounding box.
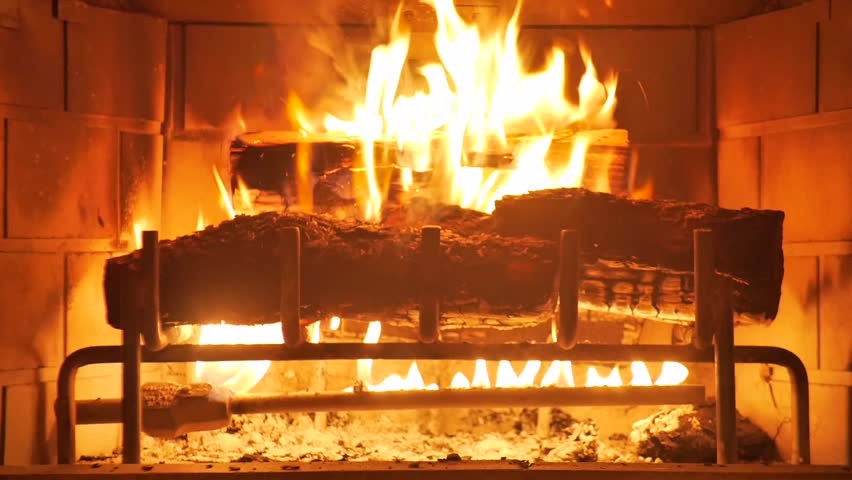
[0,0,850,478]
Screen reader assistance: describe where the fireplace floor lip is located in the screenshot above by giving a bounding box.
[1,461,849,478]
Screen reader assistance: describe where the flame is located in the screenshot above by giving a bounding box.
[471,359,491,389]
[195,322,284,394]
[357,321,382,385]
[132,222,146,249]
[235,177,256,215]
[450,371,471,389]
[307,322,321,344]
[655,361,689,386]
[329,316,342,331]
[195,210,205,231]
[631,178,655,200]
[292,0,618,220]
[585,365,623,387]
[629,361,653,386]
[212,165,236,219]
[540,360,575,388]
[495,360,519,388]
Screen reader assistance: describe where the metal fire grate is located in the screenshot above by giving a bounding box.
[54,227,810,467]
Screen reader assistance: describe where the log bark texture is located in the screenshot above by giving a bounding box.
[105,189,784,329]
[492,189,785,320]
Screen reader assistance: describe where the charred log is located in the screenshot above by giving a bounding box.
[492,189,785,320]
[629,403,779,463]
[105,190,784,329]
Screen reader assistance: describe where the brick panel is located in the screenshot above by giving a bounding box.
[120,132,164,241]
[631,145,715,203]
[65,6,167,120]
[736,256,819,368]
[820,254,852,371]
[761,123,852,242]
[6,118,118,239]
[2,381,57,464]
[66,253,118,355]
[717,137,760,209]
[716,3,827,126]
[525,28,698,142]
[0,253,63,371]
[0,0,62,109]
[819,18,852,112]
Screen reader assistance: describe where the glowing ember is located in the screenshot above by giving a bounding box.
[195,322,283,394]
[292,0,619,220]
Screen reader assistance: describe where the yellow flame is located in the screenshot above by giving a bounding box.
[329,316,342,331]
[629,361,653,386]
[212,165,236,219]
[450,371,471,389]
[517,360,541,388]
[495,360,519,388]
[307,322,321,344]
[195,322,284,394]
[235,177,256,215]
[195,210,205,231]
[540,360,575,388]
[132,222,146,250]
[357,321,382,385]
[293,0,619,220]
[655,361,689,386]
[585,365,622,387]
[471,359,491,389]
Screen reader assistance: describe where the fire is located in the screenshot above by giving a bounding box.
[586,365,622,387]
[195,322,284,394]
[235,176,256,215]
[351,321,438,391]
[655,361,690,386]
[195,210,205,231]
[212,165,236,219]
[292,0,618,220]
[132,221,146,249]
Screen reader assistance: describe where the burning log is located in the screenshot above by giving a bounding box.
[104,189,784,329]
[492,189,784,320]
[629,403,779,463]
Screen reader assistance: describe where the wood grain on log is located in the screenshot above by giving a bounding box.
[492,189,784,320]
[105,189,784,330]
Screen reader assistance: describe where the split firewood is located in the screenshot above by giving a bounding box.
[104,189,783,330]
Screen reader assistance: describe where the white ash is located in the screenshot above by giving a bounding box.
[135,408,608,464]
[629,404,697,444]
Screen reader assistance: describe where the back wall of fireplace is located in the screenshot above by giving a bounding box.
[0,0,848,466]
